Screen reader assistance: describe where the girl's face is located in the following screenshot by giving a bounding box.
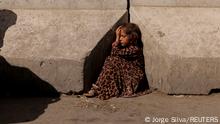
[119,29,130,47]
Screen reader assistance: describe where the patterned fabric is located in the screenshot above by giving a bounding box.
[91,44,147,100]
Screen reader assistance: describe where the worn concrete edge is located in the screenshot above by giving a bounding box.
[1,56,84,89]
[1,56,83,63]
[131,0,220,8]
[167,56,220,94]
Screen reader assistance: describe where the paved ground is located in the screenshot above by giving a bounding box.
[1,91,220,124]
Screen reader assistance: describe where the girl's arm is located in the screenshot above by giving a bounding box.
[112,40,120,48]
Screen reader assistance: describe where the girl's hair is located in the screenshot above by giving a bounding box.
[121,23,143,48]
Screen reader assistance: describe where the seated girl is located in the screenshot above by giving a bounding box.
[84,23,149,100]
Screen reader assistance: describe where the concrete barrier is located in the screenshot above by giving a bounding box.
[131,4,220,94]
[3,0,220,95]
[0,0,127,94]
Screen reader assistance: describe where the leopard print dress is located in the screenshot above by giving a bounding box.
[91,44,148,100]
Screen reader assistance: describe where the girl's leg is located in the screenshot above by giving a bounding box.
[121,64,145,97]
[84,56,122,99]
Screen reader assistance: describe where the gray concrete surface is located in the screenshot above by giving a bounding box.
[1,92,220,124]
[0,1,127,93]
[131,6,220,94]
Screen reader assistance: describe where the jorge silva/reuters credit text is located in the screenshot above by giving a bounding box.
[144,116,219,123]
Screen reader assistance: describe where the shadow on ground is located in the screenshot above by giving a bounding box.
[209,89,220,94]
[0,97,59,124]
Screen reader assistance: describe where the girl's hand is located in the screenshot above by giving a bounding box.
[112,25,122,48]
[116,26,122,38]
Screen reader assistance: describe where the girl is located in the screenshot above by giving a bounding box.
[84,23,149,100]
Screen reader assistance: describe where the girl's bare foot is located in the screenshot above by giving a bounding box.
[92,84,99,89]
[83,89,96,97]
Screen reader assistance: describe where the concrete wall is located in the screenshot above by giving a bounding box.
[0,0,127,94]
[131,0,220,94]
